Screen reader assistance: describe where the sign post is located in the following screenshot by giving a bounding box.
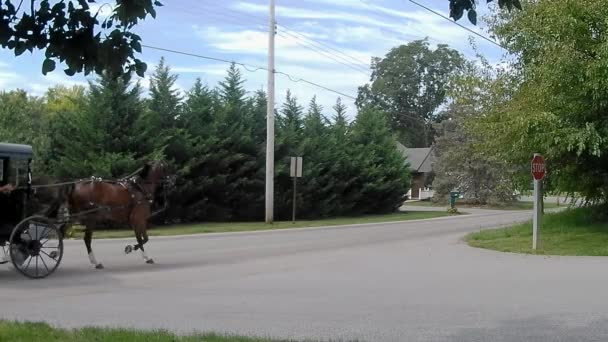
[531,153,546,250]
[290,157,303,223]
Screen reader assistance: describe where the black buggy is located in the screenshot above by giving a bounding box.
[0,143,63,279]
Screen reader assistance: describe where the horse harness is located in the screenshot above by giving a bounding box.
[75,175,168,220]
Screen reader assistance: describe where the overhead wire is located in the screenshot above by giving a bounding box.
[276,29,370,76]
[277,22,369,65]
[169,3,370,75]
[140,44,358,100]
[404,0,506,50]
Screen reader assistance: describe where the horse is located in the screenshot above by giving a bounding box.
[51,161,174,269]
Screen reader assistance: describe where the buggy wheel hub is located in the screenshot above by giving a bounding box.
[27,240,42,256]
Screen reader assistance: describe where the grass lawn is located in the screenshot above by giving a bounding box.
[0,321,291,342]
[466,207,608,256]
[67,210,454,239]
[406,200,561,211]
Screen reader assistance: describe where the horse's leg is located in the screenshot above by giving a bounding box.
[84,227,104,270]
[124,222,154,264]
[135,229,154,264]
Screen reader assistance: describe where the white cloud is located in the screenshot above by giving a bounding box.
[0,71,21,89]
[194,26,372,71]
[89,2,115,18]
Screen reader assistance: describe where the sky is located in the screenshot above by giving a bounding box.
[0,0,507,118]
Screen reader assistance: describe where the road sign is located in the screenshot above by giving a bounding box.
[290,157,303,223]
[290,157,303,178]
[531,154,546,181]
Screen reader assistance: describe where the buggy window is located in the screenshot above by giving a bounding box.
[0,159,4,183]
[9,159,29,187]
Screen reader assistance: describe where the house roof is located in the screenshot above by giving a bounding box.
[396,143,434,173]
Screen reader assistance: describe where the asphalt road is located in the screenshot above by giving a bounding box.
[2,207,608,342]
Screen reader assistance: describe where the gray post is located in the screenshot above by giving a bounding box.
[533,178,540,250]
[265,0,276,224]
[292,176,297,223]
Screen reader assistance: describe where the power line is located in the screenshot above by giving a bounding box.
[405,0,506,50]
[141,44,357,100]
[165,6,369,76]
[278,24,370,66]
[275,71,357,100]
[276,30,370,76]
[356,0,504,50]
[193,1,369,67]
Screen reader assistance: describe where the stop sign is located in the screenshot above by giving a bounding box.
[531,154,546,181]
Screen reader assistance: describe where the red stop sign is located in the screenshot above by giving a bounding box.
[531,154,546,180]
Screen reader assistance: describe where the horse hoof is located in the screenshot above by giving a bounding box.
[124,245,133,254]
[146,259,155,264]
[95,263,104,269]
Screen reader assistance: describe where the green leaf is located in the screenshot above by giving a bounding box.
[467,9,477,25]
[135,61,147,78]
[512,0,522,10]
[14,42,27,56]
[42,58,56,75]
[131,40,142,53]
[451,7,464,21]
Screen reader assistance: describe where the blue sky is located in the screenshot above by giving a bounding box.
[0,0,506,117]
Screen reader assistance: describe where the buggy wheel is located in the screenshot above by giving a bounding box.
[9,215,63,279]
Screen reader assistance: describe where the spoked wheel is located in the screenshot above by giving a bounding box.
[9,215,64,279]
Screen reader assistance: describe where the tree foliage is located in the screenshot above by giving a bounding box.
[0,59,412,222]
[357,39,466,148]
[49,73,148,178]
[449,0,522,25]
[0,0,162,79]
[471,0,608,203]
[432,102,516,205]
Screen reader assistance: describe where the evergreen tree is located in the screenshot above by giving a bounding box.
[219,63,247,119]
[332,97,348,126]
[180,78,218,135]
[275,90,305,218]
[167,65,264,222]
[349,108,410,213]
[148,57,182,129]
[51,73,146,178]
[296,96,334,217]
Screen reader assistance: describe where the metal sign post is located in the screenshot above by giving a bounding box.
[290,157,303,223]
[531,153,546,250]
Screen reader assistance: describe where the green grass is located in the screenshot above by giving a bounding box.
[67,210,453,239]
[0,321,292,342]
[466,207,608,256]
[405,200,560,210]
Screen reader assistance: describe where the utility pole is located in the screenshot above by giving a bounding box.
[265,0,276,223]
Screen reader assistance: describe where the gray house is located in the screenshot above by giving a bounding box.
[397,143,435,199]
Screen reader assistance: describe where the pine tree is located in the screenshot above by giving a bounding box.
[52,72,146,178]
[219,63,247,118]
[349,108,411,213]
[148,57,182,129]
[332,97,348,126]
[296,96,334,217]
[166,65,264,222]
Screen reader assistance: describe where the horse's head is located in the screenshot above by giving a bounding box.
[139,161,176,190]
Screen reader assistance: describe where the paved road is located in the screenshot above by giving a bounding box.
[2,208,608,342]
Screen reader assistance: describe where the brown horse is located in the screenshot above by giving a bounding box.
[57,161,173,269]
